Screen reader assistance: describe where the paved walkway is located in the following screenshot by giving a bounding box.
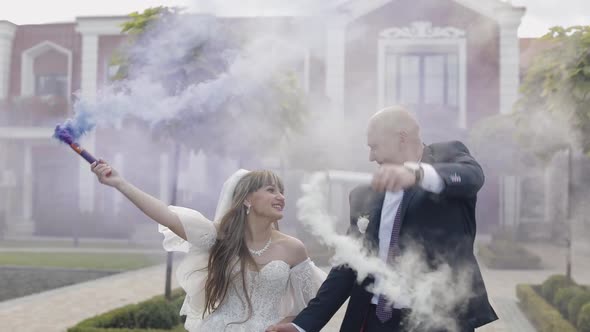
[0,264,178,332]
[3,239,590,332]
[0,264,518,332]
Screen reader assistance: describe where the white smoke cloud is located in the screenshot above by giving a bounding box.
[74,13,304,130]
[297,173,474,332]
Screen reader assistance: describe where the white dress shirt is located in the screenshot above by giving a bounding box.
[370,163,444,307]
[292,163,444,332]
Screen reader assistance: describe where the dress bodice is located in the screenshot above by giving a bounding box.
[201,261,291,331]
[159,206,327,332]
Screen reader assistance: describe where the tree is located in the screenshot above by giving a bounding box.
[470,25,590,172]
[517,25,590,154]
[112,7,307,299]
[469,26,590,273]
[112,7,307,158]
[518,26,590,278]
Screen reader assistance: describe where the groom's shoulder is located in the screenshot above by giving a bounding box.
[350,184,372,198]
[349,185,376,212]
[428,140,470,153]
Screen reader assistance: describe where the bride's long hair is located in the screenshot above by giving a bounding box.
[203,170,283,322]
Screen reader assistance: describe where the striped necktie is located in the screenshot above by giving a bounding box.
[375,196,404,322]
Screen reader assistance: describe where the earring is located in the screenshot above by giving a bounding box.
[246,204,251,215]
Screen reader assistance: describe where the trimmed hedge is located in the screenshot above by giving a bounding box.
[516,284,577,332]
[569,292,590,324]
[542,275,575,304]
[477,240,542,269]
[68,289,186,332]
[579,303,590,332]
[555,287,584,317]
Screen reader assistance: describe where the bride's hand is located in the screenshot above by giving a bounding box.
[91,159,124,188]
[265,323,298,332]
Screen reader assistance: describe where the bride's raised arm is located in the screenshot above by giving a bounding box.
[91,159,187,240]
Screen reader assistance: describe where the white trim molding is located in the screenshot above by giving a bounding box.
[0,21,17,100]
[20,41,73,98]
[191,0,346,17]
[379,22,466,39]
[335,0,521,23]
[377,21,468,128]
[76,16,129,36]
[0,127,54,140]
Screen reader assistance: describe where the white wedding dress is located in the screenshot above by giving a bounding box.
[159,206,326,332]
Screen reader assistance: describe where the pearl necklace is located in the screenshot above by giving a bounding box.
[248,237,272,257]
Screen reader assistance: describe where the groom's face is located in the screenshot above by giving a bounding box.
[367,126,402,165]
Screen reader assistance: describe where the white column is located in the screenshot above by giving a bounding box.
[500,175,520,227]
[0,21,17,100]
[458,38,468,128]
[22,143,33,220]
[497,7,525,114]
[7,142,36,236]
[76,33,99,213]
[325,20,346,114]
[74,17,129,213]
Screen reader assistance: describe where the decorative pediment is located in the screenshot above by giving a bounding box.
[380,21,466,39]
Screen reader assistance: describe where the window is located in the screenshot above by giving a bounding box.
[35,74,67,97]
[384,51,458,109]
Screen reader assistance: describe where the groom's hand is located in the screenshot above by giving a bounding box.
[372,164,416,192]
[265,323,299,332]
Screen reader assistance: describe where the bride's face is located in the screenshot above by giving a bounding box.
[246,184,285,221]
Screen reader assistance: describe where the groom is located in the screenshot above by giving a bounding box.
[268,106,497,332]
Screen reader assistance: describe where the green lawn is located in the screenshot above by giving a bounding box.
[0,252,166,270]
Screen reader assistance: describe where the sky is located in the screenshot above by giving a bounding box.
[1,0,589,38]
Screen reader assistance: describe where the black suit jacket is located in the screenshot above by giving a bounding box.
[292,141,498,332]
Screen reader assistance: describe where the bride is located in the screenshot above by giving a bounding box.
[91,162,326,331]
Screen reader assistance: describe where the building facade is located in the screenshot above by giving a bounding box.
[0,0,526,238]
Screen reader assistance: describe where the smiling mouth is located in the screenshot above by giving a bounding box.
[272,204,284,211]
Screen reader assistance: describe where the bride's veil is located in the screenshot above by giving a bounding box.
[213,169,250,222]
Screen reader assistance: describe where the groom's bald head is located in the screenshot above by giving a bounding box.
[367,106,423,165]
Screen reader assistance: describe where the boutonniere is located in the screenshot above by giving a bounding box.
[357,215,370,234]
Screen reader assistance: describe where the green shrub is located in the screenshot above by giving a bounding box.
[554,286,582,317]
[516,284,577,332]
[68,288,187,332]
[100,305,138,328]
[568,291,590,323]
[171,295,187,323]
[578,303,590,332]
[136,298,179,329]
[541,275,575,303]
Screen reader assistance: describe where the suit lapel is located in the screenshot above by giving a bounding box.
[365,190,385,251]
[422,144,434,164]
[398,186,417,227]
[363,145,432,248]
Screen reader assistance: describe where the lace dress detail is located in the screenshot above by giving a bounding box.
[159,206,327,332]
